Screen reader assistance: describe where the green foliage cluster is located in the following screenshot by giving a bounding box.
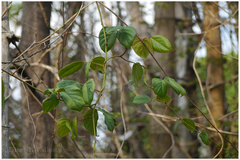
[39,25,210,146]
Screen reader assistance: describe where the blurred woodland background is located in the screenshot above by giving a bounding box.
[1,1,238,158]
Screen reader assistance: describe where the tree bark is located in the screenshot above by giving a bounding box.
[203,2,225,157]
[2,2,11,158]
[148,2,176,158]
[19,2,52,158]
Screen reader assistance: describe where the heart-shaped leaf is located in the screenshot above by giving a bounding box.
[132,63,143,87]
[132,38,153,59]
[199,130,209,146]
[116,26,136,48]
[182,118,195,133]
[90,56,105,74]
[58,61,84,78]
[42,94,59,114]
[99,26,118,52]
[98,108,119,132]
[82,79,95,105]
[133,95,151,104]
[59,85,85,111]
[57,118,71,137]
[83,109,98,135]
[152,78,167,98]
[150,35,171,53]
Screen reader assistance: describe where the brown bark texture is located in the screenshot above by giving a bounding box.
[19,2,52,158]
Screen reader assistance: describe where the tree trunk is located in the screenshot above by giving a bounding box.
[203,2,225,157]
[125,2,150,158]
[147,2,176,158]
[2,2,11,158]
[171,2,200,158]
[19,2,52,158]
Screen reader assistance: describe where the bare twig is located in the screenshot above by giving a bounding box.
[21,82,37,157]
[2,1,12,18]
[9,137,20,158]
[115,59,127,158]
[70,138,87,158]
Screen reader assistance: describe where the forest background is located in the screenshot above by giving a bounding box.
[1,1,239,158]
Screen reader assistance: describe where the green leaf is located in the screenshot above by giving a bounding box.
[60,85,85,111]
[133,95,151,104]
[44,88,55,95]
[83,109,98,135]
[58,61,84,78]
[156,95,171,103]
[98,108,119,132]
[182,118,195,133]
[174,119,180,134]
[99,26,117,52]
[152,78,167,98]
[57,118,71,137]
[199,130,209,146]
[73,117,78,139]
[150,35,171,53]
[82,79,95,105]
[57,80,81,90]
[132,38,153,59]
[132,63,143,87]
[42,94,59,114]
[90,56,105,74]
[116,26,136,48]
[85,57,93,81]
[164,77,186,96]
[65,121,75,139]
[2,78,4,108]
[55,88,65,93]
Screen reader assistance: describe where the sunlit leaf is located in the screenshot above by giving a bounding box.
[57,118,71,137]
[150,35,171,53]
[132,38,153,59]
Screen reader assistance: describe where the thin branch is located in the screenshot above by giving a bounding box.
[21,82,37,157]
[115,59,127,159]
[9,137,20,158]
[1,1,12,18]
[70,138,87,158]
